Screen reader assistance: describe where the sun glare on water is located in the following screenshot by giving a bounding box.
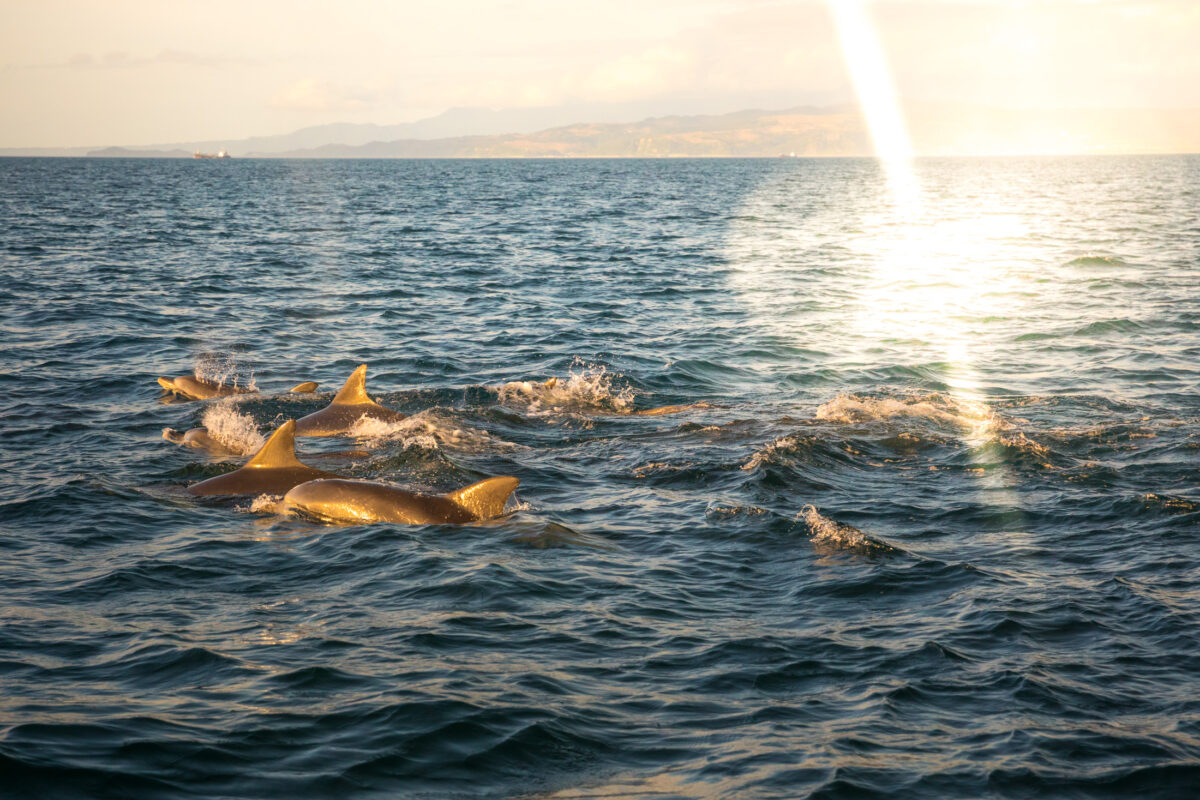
[827,0,1026,496]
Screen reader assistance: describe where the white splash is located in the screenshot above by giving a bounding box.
[348,409,511,452]
[193,351,256,392]
[248,494,281,513]
[200,400,266,455]
[498,362,635,416]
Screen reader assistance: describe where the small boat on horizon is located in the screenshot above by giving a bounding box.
[193,149,231,159]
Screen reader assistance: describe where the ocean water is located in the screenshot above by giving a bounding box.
[1,155,1198,798]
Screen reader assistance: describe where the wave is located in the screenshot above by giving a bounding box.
[739,392,1067,477]
[1064,254,1129,269]
[800,505,884,552]
[815,391,997,433]
[742,433,806,472]
[1073,318,1145,336]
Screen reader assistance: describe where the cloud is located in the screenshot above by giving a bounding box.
[269,79,373,113]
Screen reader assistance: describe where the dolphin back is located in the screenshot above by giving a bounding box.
[295,365,405,436]
[282,476,518,524]
[186,420,337,495]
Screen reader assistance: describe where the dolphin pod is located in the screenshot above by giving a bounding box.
[161,361,713,524]
[294,365,405,437]
[282,476,519,525]
[187,420,338,496]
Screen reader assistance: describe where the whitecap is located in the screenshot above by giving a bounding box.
[800,505,874,550]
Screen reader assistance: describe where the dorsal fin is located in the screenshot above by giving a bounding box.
[244,420,305,469]
[332,364,372,405]
[445,476,519,519]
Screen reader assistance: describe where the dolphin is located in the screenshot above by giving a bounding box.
[187,419,338,496]
[631,402,713,416]
[531,377,709,416]
[289,381,319,393]
[281,476,519,525]
[294,365,406,437]
[162,426,239,457]
[535,377,710,416]
[157,375,254,401]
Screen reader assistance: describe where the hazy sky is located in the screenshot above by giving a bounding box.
[2,0,1198,147]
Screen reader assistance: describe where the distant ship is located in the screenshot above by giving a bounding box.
[193,150,231,159]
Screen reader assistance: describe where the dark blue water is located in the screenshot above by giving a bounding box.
[1,156,1199,798]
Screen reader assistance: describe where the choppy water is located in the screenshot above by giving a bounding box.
[1,156,1199,798]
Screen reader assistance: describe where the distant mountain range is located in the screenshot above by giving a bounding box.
[3,102,1198,158]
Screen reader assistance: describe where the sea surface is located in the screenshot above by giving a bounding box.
[1,155,1198,798]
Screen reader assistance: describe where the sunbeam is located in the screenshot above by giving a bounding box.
[828,0,1023,501]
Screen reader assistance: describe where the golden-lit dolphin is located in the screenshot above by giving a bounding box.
[187,420,337,496]
[281,476,519,525]
[162,427,238,457]
[294,365,405,437]
[289,381,319,393]
[157,375,254,401]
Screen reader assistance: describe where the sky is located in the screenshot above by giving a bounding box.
[2,0,1199,148]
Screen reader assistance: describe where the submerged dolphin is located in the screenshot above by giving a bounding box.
[631,402,712,416]
[294,365,405,437]
[538,378,711,416]
[163,426,239,457]
[187,420,338,496]
[531,378,708,415]
[281,476,519,525]
[157,375,254,401]
[158,376,318,401]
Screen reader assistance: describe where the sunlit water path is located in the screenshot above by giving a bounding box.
[1,156,1198,798]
